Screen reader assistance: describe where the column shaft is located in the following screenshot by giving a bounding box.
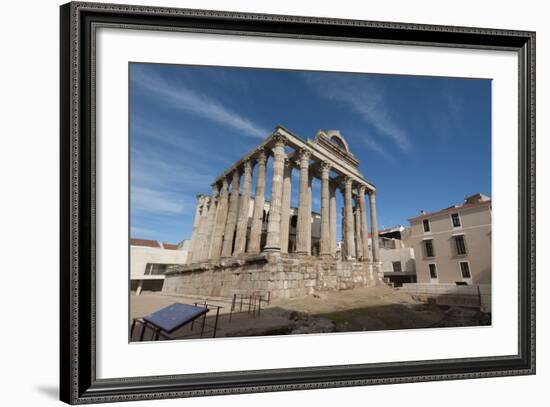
[358,185,371,262]
[319,162,331,256]
[329,183,337,256]
[344,177,356,260]
[295,149,311,255]
[247,150,266,254]
[369,191,380,262]
[200,184,219,261]
[280,159,292,254]
[354,204,364,260]
[209,180,229,260]
[187,195,204,264]
[192,196,210,263]
[221,169,241,258]
[264,135,286,252]
[233,160,253,255]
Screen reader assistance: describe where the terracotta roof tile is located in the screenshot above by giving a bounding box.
[130,238,160,248]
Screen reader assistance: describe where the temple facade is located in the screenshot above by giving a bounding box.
[163,125,384,299]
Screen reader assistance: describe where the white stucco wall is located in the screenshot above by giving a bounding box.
[379,247,416,273]
[130,243,189,280]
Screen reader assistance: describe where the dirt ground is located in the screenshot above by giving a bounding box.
[130,285,490,341]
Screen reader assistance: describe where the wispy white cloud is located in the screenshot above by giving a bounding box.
[131,67,268,139]
[132,186,194,215]
[132,118,235,166]
[361,134,393,160]
[302,74,412,151]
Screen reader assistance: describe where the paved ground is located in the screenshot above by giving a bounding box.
[130,286,490,341]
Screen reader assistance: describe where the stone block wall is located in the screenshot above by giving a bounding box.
[162,255,382,300]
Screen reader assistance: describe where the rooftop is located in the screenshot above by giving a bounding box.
[408,193,491,222]
[130,238,180,250]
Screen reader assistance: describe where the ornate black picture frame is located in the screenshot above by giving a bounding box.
[60,2,535,404]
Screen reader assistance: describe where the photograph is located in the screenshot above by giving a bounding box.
[129,63,492,342]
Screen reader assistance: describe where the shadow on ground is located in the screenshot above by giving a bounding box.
[314,303,491,333]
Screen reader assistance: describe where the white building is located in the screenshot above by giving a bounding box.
[375,225,417,287]
[130,238,190,295]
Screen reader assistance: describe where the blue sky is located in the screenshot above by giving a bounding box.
[130,63,491,244]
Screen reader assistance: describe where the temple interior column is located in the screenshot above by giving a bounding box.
[354,203,364,260]
[358,185,371,262]
[295,149,311,255]
[319,162,331,256]
[369,190,380,262]
[329,182,337,257]
[221,169,241,258]
[200,184,219,261]
[247,149,266,254]
[280,158,292,254]
[264,135,286,252]
[233,159,253,255]
[344,177,356,260]
[209,179,228,260]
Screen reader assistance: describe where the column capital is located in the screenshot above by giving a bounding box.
[320,161,331,176]
[298,148,311,166]
[242,158,253,174]
[368,190,376,201]
[255,147,267,164]
[358,184,367,195]
[272,132,287,147]
[344,176,354,187]
[210,182,220,195]
[283,157,293,169]
[231,167,240,180]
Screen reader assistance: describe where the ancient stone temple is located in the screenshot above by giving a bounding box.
[163,125,383,299]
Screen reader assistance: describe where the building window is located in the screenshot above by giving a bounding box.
[423,219,430,232]
[460,262,472,279]
[429,264,438,279]
[454,235,467,255]
[451,213,461,228]
[424,239,434,258]
[392,261,402,272]
[146,263,169,275]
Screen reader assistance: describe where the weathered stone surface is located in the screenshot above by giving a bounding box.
[163,255,382,300]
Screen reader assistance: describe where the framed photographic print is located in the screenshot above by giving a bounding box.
[60,1,535,404]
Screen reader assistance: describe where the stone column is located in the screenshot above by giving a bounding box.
[280,158,292,254]
[354,204,364,260]
[295,149,311,255]
[307,173,313,255]
[247,149,266,254]
[319,162,331,256]
[221,169,241,258]
[199,183,219,261]
[187,194,204,264]
[192,195,210,263]
[369,191,380,262]
[209,179,229,260]
[233,159,253,255]
[329,182,337,257]
[264,134,286,252]
[344,177,356,260]
[358,185,371,262]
